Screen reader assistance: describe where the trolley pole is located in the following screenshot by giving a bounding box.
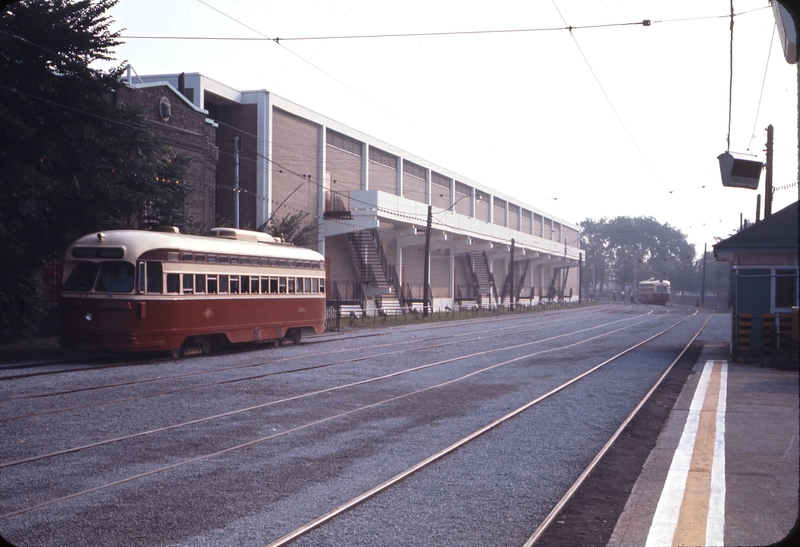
[233,135,240,229]
[422,205,432,317]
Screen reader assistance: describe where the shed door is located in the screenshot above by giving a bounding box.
[737,269,771,314]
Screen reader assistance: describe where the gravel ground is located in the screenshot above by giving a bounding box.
[0,305,719,546]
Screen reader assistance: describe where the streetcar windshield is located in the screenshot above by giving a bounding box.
[63,261,136,293]
[94,262,135,293]
[62,262,100,291]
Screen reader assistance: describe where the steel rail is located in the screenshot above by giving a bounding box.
[0,303,602,381]
[0,310,666,520]
[0,309,624,419]
[262,311,699,546]
[1,310,652,468]
[522,309,714,546]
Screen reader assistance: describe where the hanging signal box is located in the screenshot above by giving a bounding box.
[718,151,763,189]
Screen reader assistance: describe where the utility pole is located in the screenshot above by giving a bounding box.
[233,135,240,229]
[422,205,432,317]
[756,194,761,222]
[701,243,707,307]
[765,124,773,217]
[562,239,567,299]
[510,238,515,310]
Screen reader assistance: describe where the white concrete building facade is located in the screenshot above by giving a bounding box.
[134,73,582,312]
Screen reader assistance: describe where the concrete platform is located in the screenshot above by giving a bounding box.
[608,343,799,547]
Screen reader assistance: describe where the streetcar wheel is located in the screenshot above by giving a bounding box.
[290,329,301,345]
[201,336,212,355]
[169,346,182,359]
[274,337,283,347]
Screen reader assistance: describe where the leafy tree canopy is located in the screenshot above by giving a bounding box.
[0,0,191,340]
[260,212,318,249]
[580,216,696,293]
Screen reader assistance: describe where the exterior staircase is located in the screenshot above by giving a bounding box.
[345,229,405,314]
[500,260,529,307]
[465,251,498,308]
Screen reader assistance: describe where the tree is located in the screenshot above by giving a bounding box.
[580,216,696,295]
[260,212,318,248]
[0,0,191,341]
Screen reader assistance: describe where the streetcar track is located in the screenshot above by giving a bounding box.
[0,309,617,416]
[0,311,655,464]
[0,305,603,381]
[0,308,605,393]
[0,309,686,520]
[264,310,702,547]
[523,310,714,546]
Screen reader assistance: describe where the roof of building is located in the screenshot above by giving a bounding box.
[713,201,798,254]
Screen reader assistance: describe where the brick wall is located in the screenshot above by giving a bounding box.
[119,85,218,230]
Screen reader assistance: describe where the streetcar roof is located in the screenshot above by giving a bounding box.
[65,229,324,262]
[638,278,670,286]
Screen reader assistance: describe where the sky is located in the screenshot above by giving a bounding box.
[94,0,798,253]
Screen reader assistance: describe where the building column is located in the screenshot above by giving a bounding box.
[362,142,369,191]
[396,156,403,197]
[256,91,272,229]
[317,124,327,256]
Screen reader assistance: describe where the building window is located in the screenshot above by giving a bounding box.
[776,269,798,308]
[326,129,362,156]
[369,147,397,169]
[432,172,450,190]
[403,160,426,180]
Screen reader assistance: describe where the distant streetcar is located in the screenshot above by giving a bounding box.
[59,227,326,356]
[637,278,670,305]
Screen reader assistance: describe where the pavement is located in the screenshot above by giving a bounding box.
[607,342,799,547]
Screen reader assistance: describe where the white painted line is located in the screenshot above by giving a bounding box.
[706,361,727,546]
[645,361,713,547]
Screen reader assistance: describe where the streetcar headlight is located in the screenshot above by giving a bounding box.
[85,313,93,321]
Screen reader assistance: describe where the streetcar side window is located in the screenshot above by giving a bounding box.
[219,275,229,294]
[182,273,194,294]
[278,277,287,293]
[207,276,218,294]
[62,262,99,291]
[195,274,206,294]
[287,278,295,294]
[166,273,180,294]
[312,278,319,293]
[270,277,278,294]
[95,262,135,293]
[261,276,269,294]
[240,275,249,294]
[250,276,259,294]
[304,277,311,293]
[319,278,325,293]
[229,275,239,294]
[147,262,163,293]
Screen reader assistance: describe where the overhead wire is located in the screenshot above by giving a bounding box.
[194,0,410,130]
[120,6,770,42]
[747,24,776,152]
[549,0,670,193]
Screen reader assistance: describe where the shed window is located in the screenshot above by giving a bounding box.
[776,270,798,308]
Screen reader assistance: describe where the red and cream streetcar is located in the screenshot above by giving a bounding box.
[637,278,671,305]
[59,227,326,356]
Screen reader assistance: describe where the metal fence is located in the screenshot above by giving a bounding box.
[325,300,585,331]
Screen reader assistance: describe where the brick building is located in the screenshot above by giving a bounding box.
[118,80,218,230]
